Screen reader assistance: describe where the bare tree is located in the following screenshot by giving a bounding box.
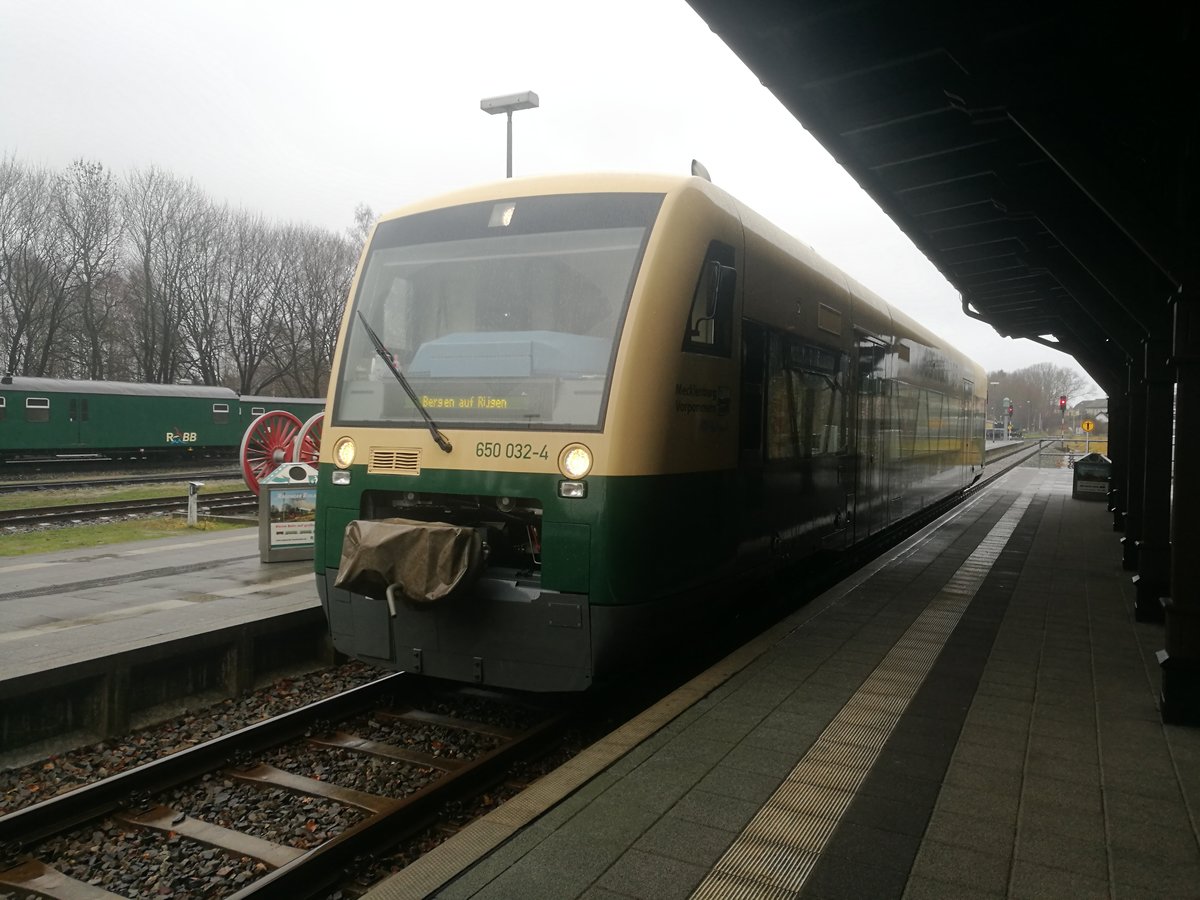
[0,154,23,375]
[0,162,74,376]
[122,166,172,381]
[255,223,305,394]
[57,159,122,378]
[178,200,230,384]
[222,212,281,394]
[122,167,209,383]
[3,153,358,390]
[349,202,374,254]
[286,225,355,396]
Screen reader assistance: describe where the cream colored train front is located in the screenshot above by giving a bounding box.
[314,173,986,691]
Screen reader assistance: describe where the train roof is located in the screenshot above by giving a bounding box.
[375,172,983,375]
[0,377,239,399]
[241,395,326,405]
[375,172,691,222]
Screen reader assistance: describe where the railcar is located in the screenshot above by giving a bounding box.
[240,394,326,424]
[0,376,324,461]
[314,173,986,692]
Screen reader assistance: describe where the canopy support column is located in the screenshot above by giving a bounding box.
[1133,339,1173,621]
[1161,287,1200,724]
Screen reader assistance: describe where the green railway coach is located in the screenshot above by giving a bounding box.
[314,173,986,692]
[0,377,243,459]
[0,377,328,461]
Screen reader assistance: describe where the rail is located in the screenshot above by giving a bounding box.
[0,674,567,899]
[0,490,256,525]
[0,469,242,494]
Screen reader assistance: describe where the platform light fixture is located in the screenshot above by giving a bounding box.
[480,91,539,178]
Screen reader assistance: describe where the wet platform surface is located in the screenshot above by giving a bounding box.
[368,466,1200,899]
[0,527,317,685]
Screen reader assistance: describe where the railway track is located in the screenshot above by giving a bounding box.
[0,470,243,495]
[0,491,257,526]
[0,456,238,477]
[0,674,568,899]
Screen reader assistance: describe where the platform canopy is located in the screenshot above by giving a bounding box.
[686,0,1197,392]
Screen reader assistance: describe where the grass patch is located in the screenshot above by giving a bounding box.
[0,479,245,512]
[0,517,251,557]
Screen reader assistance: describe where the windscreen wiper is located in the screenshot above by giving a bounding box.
[356,311,453,453]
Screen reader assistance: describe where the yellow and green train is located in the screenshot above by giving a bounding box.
[315,173,986,692]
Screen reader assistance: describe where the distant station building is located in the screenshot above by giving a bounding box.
[1073,398,1109,434]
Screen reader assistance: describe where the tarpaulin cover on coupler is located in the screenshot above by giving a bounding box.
[334,518,484,605]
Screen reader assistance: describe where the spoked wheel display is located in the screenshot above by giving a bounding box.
[291,411,324,465]
[240,410,302,495]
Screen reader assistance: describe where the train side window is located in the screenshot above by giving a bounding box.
[251,407,265,416]
[683,241,735,357]
[0,396,5,422]
[765,334,846,459]
[804,371,844,455]
[213,403,229,425]
[81,399,89,422]
[26,397,50,423]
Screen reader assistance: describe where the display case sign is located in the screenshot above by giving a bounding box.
[268,487,316,548]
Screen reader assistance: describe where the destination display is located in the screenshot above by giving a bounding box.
[402,379,555,422]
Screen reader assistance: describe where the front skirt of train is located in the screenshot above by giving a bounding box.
[324,517,594,691]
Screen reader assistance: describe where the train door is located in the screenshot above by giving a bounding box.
[66,395,89,447]
[853,335,888,540]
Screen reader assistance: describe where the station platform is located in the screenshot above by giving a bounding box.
[368,465,1200,900]
[0,527,318,685]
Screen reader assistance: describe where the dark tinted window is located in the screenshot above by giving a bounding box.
[26,397,49,423]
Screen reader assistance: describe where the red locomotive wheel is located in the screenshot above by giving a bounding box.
[240,410,303,495]
[291,411,324,464]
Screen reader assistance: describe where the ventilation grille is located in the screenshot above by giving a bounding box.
[817,303,842,335]
[368,447,421,475]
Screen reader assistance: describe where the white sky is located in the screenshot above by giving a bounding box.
[0,0,1098,389]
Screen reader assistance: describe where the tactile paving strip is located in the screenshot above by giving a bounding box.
[690,486,1036,900]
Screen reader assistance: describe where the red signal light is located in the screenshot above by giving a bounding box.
[1059,395,1067,410]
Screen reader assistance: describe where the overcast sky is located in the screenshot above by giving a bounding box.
[0,0,1098,392]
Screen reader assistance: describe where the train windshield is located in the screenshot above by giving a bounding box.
[334,192,662,430]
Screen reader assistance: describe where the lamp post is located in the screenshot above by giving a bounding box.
[480,91,539,178]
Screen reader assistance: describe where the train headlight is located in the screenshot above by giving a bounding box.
[333,436,356,469]
[558,443,593,480]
